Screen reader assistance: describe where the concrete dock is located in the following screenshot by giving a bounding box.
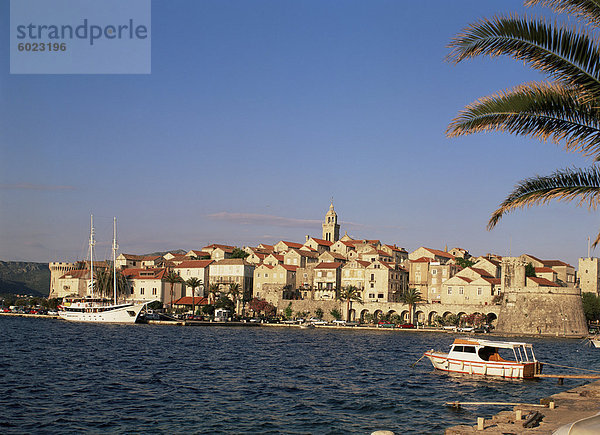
[446,380,600,433]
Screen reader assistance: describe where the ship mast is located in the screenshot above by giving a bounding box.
[113,217,118,305]
[89,214,95,298]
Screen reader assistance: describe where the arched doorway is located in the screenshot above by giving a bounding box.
[415,310,425,325]
[360,309,370,323]
[349,308,356,322]
[428,311,438,325]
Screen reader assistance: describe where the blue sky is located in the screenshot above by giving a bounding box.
[0,0,597,266]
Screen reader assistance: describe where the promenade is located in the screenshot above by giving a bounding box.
[446,380,600,434]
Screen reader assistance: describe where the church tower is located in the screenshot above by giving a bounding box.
[322,201,340,242]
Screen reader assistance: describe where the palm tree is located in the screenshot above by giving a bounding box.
[447,0,600,246]
[186,277,202,315]
[94,268,110,298]
[228,282,241,316]
[398,288,423,325]
[208,283,220,305]
[164,270,183,311]
[336,285,363,322]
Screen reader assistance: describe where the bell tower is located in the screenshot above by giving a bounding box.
[322,200,340,242]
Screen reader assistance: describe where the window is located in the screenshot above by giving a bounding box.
[432,269,437,275]
[369,293,375,298]
[370,283,374,288]
[459,287,464,295]
[370,274,375,280]
[477,287,482,296]
[448,287,452,295]
[265,273,268,278]
[431,287,436,293]
[152,288,157,295]
[140,288,145,295]
[257,273,260,278]
[378,293,384,299]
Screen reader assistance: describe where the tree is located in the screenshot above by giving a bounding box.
[455,257,475,269]
[283,302,293,320]
[207,283,220,305]
[248,297,276,317]
[185,277,202,315]
[330,308,342,321]
[447,0,600,246]
[336,285,363,321]
[164,271,183,311]
[583,292,600,321]
[228,283,241,316]
[215,296,235,312]
[525,262,537,277]
[398,288,423,325]
[315,307,324,319]
[231,248,249,259]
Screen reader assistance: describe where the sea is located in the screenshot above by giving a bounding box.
[1,317,597,434]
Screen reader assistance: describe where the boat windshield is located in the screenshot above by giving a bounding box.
[477,346,515,362]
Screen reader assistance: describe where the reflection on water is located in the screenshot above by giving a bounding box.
[0,317,596,434]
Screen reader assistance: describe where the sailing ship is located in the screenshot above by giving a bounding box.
[58,216,147,323]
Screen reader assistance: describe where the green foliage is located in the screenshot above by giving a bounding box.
[315,308,324,319]
[583,292,600,321]
[202,304,215,315]
[330,308,342,320]
[215,296,235,312]
[283,302,293,319]
[148,300,163,310]
[363,312,374,324]
[525,262,536,277]
[295,310,309,318]
[231,248,249,259]
[447,1,600,246]
[455,257,475,269]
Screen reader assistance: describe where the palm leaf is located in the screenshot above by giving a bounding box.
[447,81,600,157]
[526,0,600,28]
[488,166,600,245]
[447,15,600,98]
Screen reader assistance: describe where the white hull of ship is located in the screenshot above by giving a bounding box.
[591,338,600,348]
[58,303,145,323]
[425,351,539,379]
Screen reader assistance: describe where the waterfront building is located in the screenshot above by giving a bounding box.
[341,260,370,297]
[55,269,90,298]
[441,266,500,306]
[263,253,284,266]
[318,250,347,264]
[116,254,164,269]
[408,246,455,263]
[283,249,319,268]
[48,261,78,299]
[254,264,297,302]
[313,262,343,299]
[208,258,254,295]
[122,267,184,305]
[173,259,212,297]
[364,260,406,303]
[578,257,600,295]
[409,257,460,302]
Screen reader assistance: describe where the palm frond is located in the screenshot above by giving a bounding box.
[447,15,600,98]
[447,81,600,157]
[526,0,600,28]
[488,166,600,230]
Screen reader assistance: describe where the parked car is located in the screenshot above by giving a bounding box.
[378,321,395,328]
[332,319,347,326]
[399,323,415,329]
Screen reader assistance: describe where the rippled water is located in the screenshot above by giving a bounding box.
[0,317,597,434]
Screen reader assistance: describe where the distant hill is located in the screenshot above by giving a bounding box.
[0,261,50,297]
[142,249,187,257]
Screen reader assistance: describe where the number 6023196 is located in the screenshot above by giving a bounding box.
[18,42,67,52]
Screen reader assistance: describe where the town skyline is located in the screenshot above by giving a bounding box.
[1,0,598,267]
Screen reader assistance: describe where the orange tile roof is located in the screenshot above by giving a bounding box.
[543,260,573,268]
[309,237,334,246]
[174,260,213,269]
[470,267,494,278]
[173,296,209,305]
[122,268,167,280]
[277,241,303,249]
[535,267,555,273]
[60,269,90,279]
[411,257,432,263]
[281,265,298,271]
[481,277,501,285]
[424,248,455,259]
[203,244,236,250]
[315,262,343,269]
[528,277,560,287]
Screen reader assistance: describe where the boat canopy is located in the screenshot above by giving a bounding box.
[452,338,534,350]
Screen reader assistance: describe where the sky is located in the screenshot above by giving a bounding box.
[0,0,598,267]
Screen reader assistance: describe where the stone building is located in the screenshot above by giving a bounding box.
[209,258,254,294]
[313,262,343,299]
[578,257,600,295]
[322,201,340,242]
[173,259,212,297]
[48,261,78,299]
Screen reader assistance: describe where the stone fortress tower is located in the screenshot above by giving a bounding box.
[579,257,600,296]
[322,201,340,243]
[48,262,77,299]
[497,257,587,336]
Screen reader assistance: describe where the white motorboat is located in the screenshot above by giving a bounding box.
[424,338,543,379]
[58,216,147,323]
